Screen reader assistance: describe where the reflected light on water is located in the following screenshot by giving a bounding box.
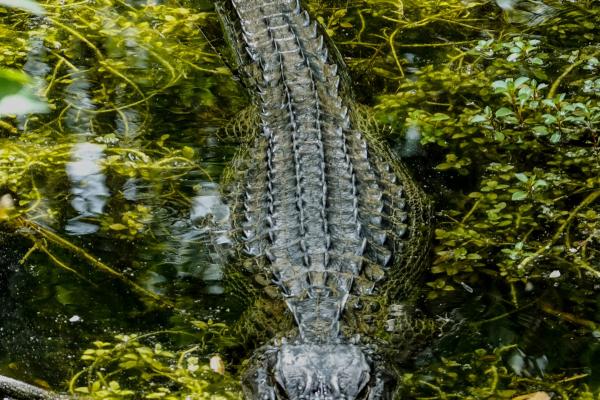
[65,143,110,235]
[190,182,231,294]
[401,125,423,158]
[138,182,232,296]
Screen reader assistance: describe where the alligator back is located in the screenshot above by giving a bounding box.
[216,0,432,397]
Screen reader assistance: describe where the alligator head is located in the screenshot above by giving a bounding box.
[274,343,371,399]
[242,340,392,400]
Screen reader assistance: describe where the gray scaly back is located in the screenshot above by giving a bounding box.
[216,0,432,398]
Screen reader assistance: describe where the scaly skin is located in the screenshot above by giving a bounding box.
[215,0,433,398]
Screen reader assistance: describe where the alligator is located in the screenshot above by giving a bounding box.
[215,0,434,398]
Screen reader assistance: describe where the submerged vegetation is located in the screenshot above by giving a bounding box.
[0,0,599,399]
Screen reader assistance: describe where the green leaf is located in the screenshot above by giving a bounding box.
[492,80,508,92]
[542,99,556,108]
[430,113,450,122]
[530,57,544,65]
[435,163,453,171]
[0,0,44,15]
[191,320,208,330]
[109,223,128,231]
[550,132,561,143]
[119,360,139,369]
[0,69,29,96]
[146,392,167,399]
[0,69,48,116]
[517,86,533,101]
[469,114,488,124]
[543,114,557,125]
[511,191,528,201]
[495,107,514,117]
[514,76,529,87]
[532,125,548,136]
[515,173,528,182]
[182,146,195,158]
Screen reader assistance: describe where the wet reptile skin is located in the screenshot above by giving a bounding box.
[215,0,433,398]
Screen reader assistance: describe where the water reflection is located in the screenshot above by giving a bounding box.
[12,23,50,125]
[115,95,143,141]
[22,35,50,87]
[140,182,232,296]
[0,0,238,388]
[64,72,95,136]
[108,23,147,141]
[400,125,424,158]
[190,182,231,294]
[494,0,556,25]
[65,143,110,235]
[122,178,139,201]
[190,182,231,232]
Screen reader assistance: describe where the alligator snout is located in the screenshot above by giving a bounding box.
[274,344,370,400]
[242,343,391,400]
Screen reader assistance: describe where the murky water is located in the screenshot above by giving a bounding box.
[0,117,239,385]
[0,0,244,383]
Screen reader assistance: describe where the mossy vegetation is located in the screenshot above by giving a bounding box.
[70,329,241,400]
[1,0,599,399]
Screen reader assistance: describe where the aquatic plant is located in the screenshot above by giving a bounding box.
[70,329,241,400]
[347,0,600,397]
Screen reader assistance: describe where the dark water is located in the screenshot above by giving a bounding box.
[1,0,599,397]
[0,0,247,384]
[0,115,242,385]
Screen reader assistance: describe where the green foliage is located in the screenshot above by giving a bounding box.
[70,330,241,400]
[0,0,242,393]
[0,0,239,233]
[0,1,47,115]
[400,345,598,399]
[374,20,600,298]
[306,0,500,98]
[0,139,198,239]
[349,0,600,396]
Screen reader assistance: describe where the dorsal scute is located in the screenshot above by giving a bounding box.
[220,0,432,344]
